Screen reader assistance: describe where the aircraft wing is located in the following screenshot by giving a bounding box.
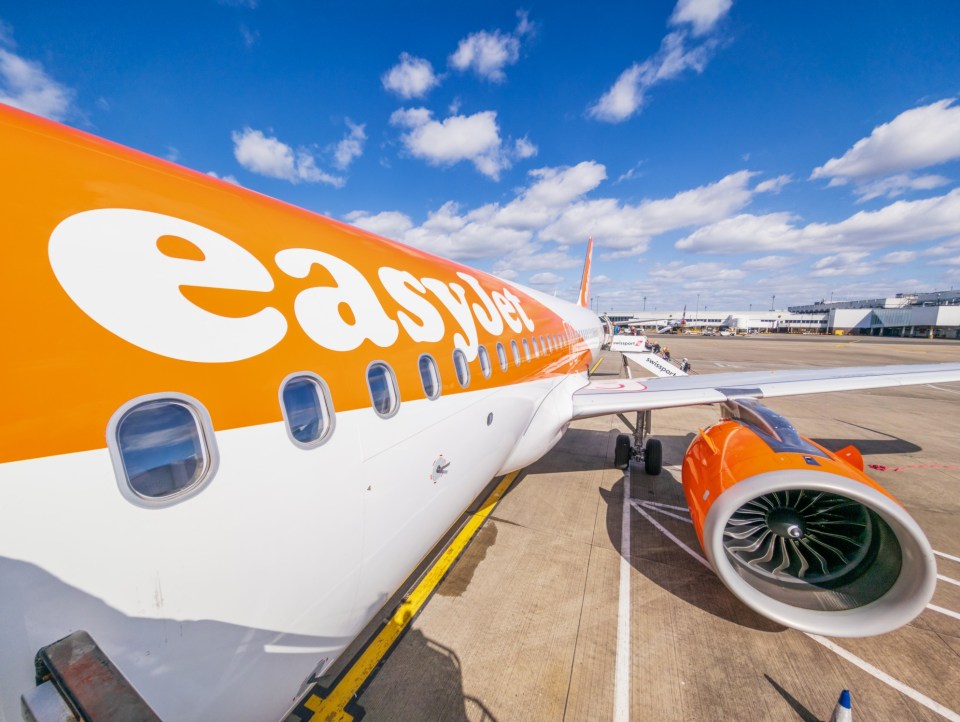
[572,362,960,419]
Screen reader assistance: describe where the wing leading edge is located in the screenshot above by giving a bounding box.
[572,363,960,419]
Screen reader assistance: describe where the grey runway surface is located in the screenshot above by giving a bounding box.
[346,336,960,722]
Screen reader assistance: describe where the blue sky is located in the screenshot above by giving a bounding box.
[2,0,960,312]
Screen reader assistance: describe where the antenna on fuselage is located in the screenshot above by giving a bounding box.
[577,237,593,308]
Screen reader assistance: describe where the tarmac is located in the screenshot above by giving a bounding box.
[298,335,960,722]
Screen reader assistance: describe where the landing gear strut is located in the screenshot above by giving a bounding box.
[614,409,662,475]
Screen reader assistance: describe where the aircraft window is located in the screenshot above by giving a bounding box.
[496,342,508,371]
[511,340,521,366]
[280,373,334,447]
[541,335,548,353]
[367,362,400,418]
[418,354,441,400]
[532,337,540,358]
[522,339,531,361]
[110,395,217,505]
[478,345,492,378]
[453,349,470,388]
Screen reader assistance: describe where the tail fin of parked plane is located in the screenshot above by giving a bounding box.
[577,237,593,308]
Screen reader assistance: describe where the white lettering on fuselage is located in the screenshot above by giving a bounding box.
[48,209,538,362]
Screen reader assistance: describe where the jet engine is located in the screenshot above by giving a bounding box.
[681,398,936,637]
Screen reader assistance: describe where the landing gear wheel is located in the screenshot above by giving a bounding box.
[644,438,662,476]
[614,433,632,468]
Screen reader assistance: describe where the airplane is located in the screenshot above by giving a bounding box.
[2,102,960,721]
[614,305,688,334]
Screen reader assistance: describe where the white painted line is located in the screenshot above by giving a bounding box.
[934,550,960,564]
[634,501,693,525]
[928,604,960,622]
[937,574,960,588]
[633,504,712,571]
[641,501,690,513]
[614,473,632,722]
[631,505,960,721]
[806,634,960,722]
[927,384,960,396]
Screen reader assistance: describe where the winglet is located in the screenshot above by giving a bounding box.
[577,237,594,308]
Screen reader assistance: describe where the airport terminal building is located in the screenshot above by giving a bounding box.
[608,290,960,339]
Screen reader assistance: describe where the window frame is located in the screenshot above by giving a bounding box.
[496,342,508,371]
[453,348,471,388]
[279,371,336,449]
[511,340,521,366]
[107,392,219,508]
[418,353,442,400]
[366,360,401,419]
[478,344,492,378]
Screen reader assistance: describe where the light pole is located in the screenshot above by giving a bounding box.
[696,293,700,321]
[771,294,776,311]
[643,296,646,312]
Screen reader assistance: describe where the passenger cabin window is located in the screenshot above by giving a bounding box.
[111,396,216,505]
[511,340,521,366]
[541,335,548,353]
[522,339,531,361]
[478,345,492,378]
[496,342,508,371]
[532,337,540,358]
[280,373,333,447]
[367,362,400,417]
[418,354,441,400]
[453,349,470,387]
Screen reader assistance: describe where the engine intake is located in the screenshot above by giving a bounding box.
[682,402,936,637]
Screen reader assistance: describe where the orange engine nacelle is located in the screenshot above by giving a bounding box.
[681,399,936,637]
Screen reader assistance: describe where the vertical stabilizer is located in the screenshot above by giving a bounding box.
[577,237,594,308]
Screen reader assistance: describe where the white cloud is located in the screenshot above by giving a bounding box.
[589,0,732,124]
[389,107,533,180]
[647,260,746,282]
[332,119,366,170]
[811,251,874,278]
[851,173,950,202]
[669,0,733,36]
[449,11,532,82]
[231,127,343,186]
[755,174,792,193]
[343,210,414,239]
[382,53,440,99]
[346,162,603,261]
[207,171,242,186]
[811,99,960,200]
[529,271,563,284]
[880,250,916,264]
[588,31,716,123]
[676,188,960,254]
[0,43,74,121]
[742,255,792,270]
[542,170,763,251]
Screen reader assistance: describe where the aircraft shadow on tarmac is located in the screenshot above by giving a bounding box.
[336,628,498,722]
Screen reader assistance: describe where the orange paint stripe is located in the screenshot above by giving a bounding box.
[0,106,594,462]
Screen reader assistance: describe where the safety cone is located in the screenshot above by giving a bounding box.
[829,689,852,722]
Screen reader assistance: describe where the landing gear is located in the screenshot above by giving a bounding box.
[612,410,662,475]
[643,438,662,476]
[614,434,632,468]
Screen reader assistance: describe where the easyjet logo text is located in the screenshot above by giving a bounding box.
[49,209,536,363]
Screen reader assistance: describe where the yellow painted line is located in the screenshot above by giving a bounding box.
[589,357,604,375]
[302,470,521,722]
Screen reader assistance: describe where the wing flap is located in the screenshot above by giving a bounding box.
[572,363,960,419]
